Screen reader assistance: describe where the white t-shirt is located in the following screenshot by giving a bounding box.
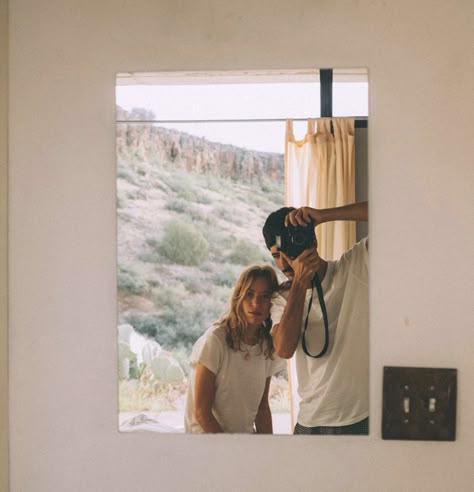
[271,237,369,427]
[184,325,286,433]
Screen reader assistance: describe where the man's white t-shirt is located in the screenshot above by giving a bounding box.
[271,237,369,428]
[185,325,286,433]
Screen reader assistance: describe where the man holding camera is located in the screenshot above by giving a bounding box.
[262,201,368,435]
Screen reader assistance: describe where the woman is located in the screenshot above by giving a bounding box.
[184,265,285,434]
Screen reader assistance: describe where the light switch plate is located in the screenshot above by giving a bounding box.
[382,366,457,441]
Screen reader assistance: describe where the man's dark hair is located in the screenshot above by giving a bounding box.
[262,207,295,250]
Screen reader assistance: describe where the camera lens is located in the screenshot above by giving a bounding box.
[291,232,306,245]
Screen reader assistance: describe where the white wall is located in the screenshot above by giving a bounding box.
[1,0,8,490]
[8,1,473,491]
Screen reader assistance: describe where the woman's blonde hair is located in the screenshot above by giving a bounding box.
[215,265,279,359]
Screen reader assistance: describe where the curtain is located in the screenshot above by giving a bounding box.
[285,117,356,261]
[284,117,357,431]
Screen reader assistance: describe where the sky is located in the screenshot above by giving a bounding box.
[115,82,368,154]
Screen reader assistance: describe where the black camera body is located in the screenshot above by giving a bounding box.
[276,222,316,259]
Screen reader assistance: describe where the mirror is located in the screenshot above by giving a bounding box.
[116,69,369,434]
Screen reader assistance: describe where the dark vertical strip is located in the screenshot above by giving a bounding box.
[320,69,333,117]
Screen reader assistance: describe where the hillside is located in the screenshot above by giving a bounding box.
[116,109,285,352]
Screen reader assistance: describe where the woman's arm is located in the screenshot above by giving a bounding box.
[254,377,273,434]
[194,363,223,433]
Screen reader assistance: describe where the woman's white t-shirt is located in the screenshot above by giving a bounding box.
[184,325,286,433]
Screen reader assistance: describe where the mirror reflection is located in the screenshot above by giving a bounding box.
[116,69,369,434]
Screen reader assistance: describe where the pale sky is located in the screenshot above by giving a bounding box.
[116,82,368,153]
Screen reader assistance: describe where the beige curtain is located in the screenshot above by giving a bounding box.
[285,117,356,260]
[284,117,357,431]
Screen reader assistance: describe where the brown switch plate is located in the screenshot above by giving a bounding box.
[382,366,457,441]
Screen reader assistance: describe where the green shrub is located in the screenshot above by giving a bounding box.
[268,191,285,205]
[176,188,212,205]
[246,194,275,213]
[157,222,209,266]
[123,290,225,351]
[116,190,127,209]
[160,171,193,194]
[123,310,198,350]
[152,284,186,309]
[165,197,191,214]
[137,251,161,264]
[214,206,243,226]
[137,165,147,176]
[145,236,159,249]
[165,197,206,222]
[116,162,137,184]
[212,267,239,287]
[193,191,212,205]
[227,239,264,265]
[117,268,148,295]
[126,191,137,200]
[173,274,209,294]
[176,190,196,202]
[123,312,160,339]
[199,226,231,256]
[214,285,233,305]
[260,184,285,205]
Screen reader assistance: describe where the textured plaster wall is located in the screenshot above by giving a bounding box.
[8,1,473,491]
[1,0,9,490]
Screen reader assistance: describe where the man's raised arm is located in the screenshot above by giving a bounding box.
[286,201,368,228]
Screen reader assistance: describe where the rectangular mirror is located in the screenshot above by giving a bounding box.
[116,68,369,435]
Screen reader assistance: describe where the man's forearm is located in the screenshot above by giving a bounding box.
[272,282,307,359]
[286,202,368,229]
[319,201,368,224]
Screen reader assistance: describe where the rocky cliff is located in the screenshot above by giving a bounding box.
[116,106,284,184]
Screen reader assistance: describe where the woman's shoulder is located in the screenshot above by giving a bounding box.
[207,323,226,338]
[190,324,227,365]
[196,324,227,348]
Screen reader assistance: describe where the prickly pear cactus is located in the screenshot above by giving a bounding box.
[150,351,185,384]
[142,339,162,364]
[118,324,134,344]
[118,341,136,380]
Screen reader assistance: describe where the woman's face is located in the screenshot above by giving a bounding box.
[241,276,273,329]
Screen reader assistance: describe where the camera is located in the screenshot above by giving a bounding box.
[276,222,316,259]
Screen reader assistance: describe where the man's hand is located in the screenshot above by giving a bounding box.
[281,248,322,287]
[285,207,322,228]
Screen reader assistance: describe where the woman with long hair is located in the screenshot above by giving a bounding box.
[184,265,285,433]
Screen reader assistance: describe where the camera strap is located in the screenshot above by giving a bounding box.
[301,273,329,358]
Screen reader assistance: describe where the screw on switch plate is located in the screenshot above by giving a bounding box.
[382,366,457,441]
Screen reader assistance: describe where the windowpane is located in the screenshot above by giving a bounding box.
[116,82,321,121]
[333,83,368,117]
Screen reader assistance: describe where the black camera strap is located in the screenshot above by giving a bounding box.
[301,273,329,358]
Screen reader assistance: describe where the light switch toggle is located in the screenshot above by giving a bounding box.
[429,397,436,412]
[403,397,410,413]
